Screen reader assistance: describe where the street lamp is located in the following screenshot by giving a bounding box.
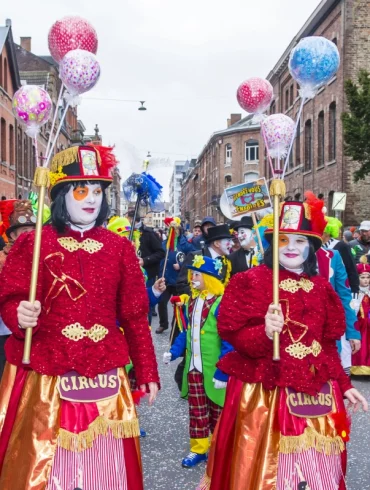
[138,101,147,111]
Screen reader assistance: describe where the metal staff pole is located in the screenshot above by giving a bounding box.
[22,166,49,364]
[128,197,141,242]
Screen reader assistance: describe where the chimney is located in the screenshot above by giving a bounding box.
[20,37,31,52]
[5,19,11,27]
[227,118,231,128]
[230,114,242,126]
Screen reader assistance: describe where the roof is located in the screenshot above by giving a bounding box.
[197,114,260,162]
[19,70,49,88]
[39,55,58,67]
[0,25,21,90]
[267,0,340,80]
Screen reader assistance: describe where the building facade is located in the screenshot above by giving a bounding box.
[181,114,262,226]
[181,0,370,226]
[0,20,20,198]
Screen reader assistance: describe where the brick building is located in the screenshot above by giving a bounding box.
[0,20,20,198]
[181,0,370,225]
[181,114,262,226]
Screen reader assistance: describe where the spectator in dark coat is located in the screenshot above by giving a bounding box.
[349,221,370,264]
[156,231,194,334]
[192,216,216,250]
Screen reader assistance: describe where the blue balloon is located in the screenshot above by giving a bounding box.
[289,36,340,97]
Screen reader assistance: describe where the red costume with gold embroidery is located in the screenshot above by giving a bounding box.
[0,224,158,385]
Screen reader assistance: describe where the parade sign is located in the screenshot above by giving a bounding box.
[223,178,272,219]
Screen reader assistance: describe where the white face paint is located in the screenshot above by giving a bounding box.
[278,234,309,270]
[65,183,103,227]
[191,271,205,290]
[219,238,232,255]
[237,227,253,248]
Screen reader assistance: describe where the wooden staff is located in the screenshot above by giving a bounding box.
[269,178,286,362]
[128,197,140,242]
[251,211,264,255]
[22,167,49,364]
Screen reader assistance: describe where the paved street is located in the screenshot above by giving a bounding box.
[140,309,370,490]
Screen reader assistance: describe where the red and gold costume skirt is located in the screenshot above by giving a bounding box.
[0,364,143,490]
[198,377,348,490]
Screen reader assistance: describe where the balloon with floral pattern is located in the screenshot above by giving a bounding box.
[261,113,295,159]
[12,85,52,138]
[59,49,101,98]
[48,16,98,64]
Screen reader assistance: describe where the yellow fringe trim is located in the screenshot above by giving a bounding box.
[279,427,345,456]
[50,146,102,173]
[350,365,370,376]
[50,147,80,172]
[57,416,140,452]
[196,473,211,490]
[269,179,286,198]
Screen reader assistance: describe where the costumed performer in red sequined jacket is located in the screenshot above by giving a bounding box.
[197,200,367,490]
[0,145,159,490]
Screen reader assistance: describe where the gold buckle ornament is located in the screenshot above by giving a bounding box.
[62,323,108,342]
[285,340,322,360]
[58,237,104,254]
[280,277,314,294]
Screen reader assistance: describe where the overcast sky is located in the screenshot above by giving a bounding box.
[5,0,321,199]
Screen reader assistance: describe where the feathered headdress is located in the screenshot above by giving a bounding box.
[122,172,162,207]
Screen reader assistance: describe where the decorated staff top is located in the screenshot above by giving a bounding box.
[122,172,163,207]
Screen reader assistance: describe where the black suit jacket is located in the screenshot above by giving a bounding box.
[139,226,166,279]
[229,248,254,277]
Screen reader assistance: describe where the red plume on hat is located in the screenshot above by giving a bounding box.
[0,200,16,232]
[87,144,119,175]
[304,191,327,237]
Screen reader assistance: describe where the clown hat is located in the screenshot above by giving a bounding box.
[49,145,118,200]
[187,255,226,281]
[264,191,326,251]
[107,216,131,236]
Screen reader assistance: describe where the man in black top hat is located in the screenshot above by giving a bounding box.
[176,224,232,295]
[228,216,256,277]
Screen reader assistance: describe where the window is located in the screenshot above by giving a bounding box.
[290,85,294,107]
[0,55,2,87]
[317,111,325,167]
[225,174,232,188]
[332,38,337,46]
[304,120,312,171]
[225,144,232,166]
[289,147,294,170]
[17,128,23,177]
[245,139,259,163]
[285,89,289,111]
[270,101,276,115]
[3,58,8,93]
[329,102,336,161]
[0,119,6,162]
[32,145,36,172]
[9,124,14,166]
[244,171,259,183]
[296,83,300,98]
[295,119,301,166]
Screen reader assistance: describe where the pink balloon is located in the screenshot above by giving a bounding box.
[60,49,100,97]
[12,85,52,138]
[48,16,98,63]
[237,78,273,114]
[261,114,295,159]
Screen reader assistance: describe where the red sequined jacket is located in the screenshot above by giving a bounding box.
[217,265,353,395]
[0,225,159,386]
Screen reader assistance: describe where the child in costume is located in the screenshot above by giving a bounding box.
[351,262,370,375]
[163,255,232,468]
[197,199,367,490]
[0,145,159,490]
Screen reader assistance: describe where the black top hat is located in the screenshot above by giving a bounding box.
[205,224,231,244]
[233,216,254,231]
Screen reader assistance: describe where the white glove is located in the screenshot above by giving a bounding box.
[163,352,172,364]
[213,378,227,389]
[350,298,361,315]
